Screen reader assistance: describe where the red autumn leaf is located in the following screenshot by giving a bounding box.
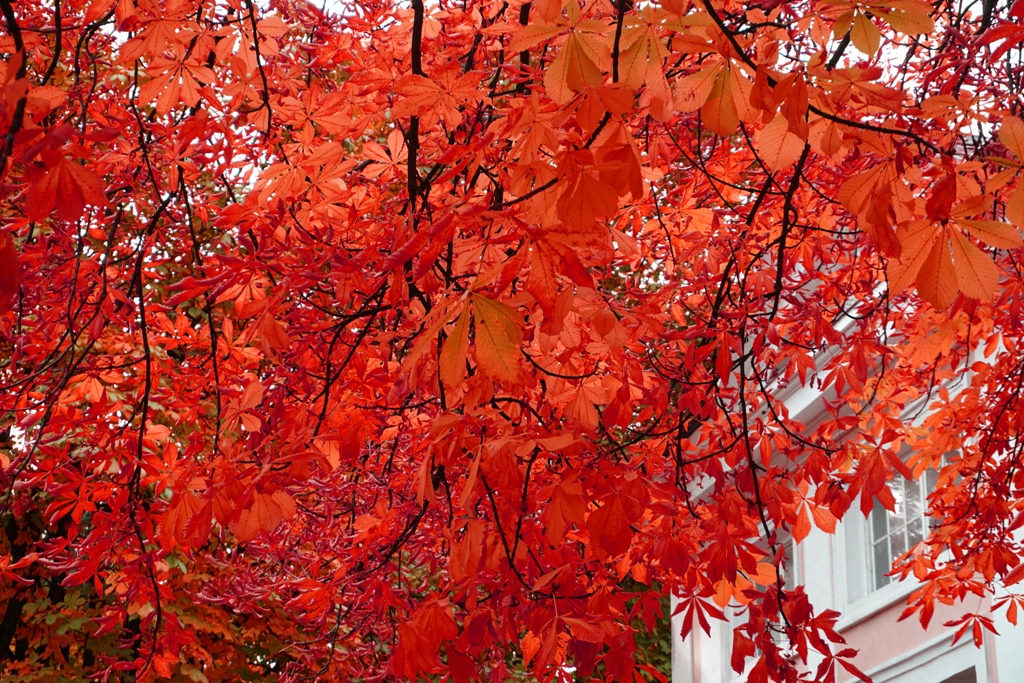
[24,151,107,222]
[588,496,632,559]
[0,231,17,313]
[3,0,1024,680]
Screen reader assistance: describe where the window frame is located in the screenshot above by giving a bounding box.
[866,467,939,593]
[835,464,941,630]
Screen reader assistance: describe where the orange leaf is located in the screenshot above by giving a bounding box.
[506,24,564,55]
[240,379,264,411]
[556,172,618,228]
[675,63,721,113]
[527,238,561,317]
[756,115,805,171]
[810,504,837,534]
[520,631,541,667]
[956,219,1022,249]
[450,520,485,582]
[393,66,479,127]
[256,15,290,37]
[999,116,1024,160]
[261,315,291,350]
[544,33,603,105]
[471,294,523,382]
[888,220,937,295]
[792,506,811,543]
[851,13,880,56]
[439,305,470,389]
[701,67,739,137]
[749,562,778,586]
[881,3,934,35]
[1005,187,1024,229]
[916,232,957,309]
[272,491,297,521]
[950,229,999,302]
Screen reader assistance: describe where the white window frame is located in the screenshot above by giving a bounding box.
[836,506,921,630]
[865,468,938,593]
[834,464,931,629]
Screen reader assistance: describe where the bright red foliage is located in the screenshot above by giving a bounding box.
[2,0,1024,681]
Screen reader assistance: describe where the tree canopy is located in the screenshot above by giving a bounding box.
[2,0,1024,680]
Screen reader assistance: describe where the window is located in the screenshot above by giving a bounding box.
[842,463,945,611]
[867,468,938,590]
[937,667,977,683]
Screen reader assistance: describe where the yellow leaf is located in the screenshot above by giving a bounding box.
[851,13,881,57]
[439,306,470,389]
[472,295,523,382]
[950,230,999,303]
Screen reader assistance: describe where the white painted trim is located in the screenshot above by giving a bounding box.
[836,578,918,631]
[855,631,979,683]
[833,488,932,631]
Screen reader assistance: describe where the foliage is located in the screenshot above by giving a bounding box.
[1,0,1024,681]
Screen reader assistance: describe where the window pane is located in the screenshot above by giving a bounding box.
[889,525,907,563]
[888,484,906,530]
[864,463,942,596]
[873,540,890,590]
[872,498,888,539]
[905,478,924,523]
[907,517,924,548]
[892,478,907,519]
[937,667,977,683]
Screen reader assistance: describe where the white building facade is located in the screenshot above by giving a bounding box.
[670,372,1024,683]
